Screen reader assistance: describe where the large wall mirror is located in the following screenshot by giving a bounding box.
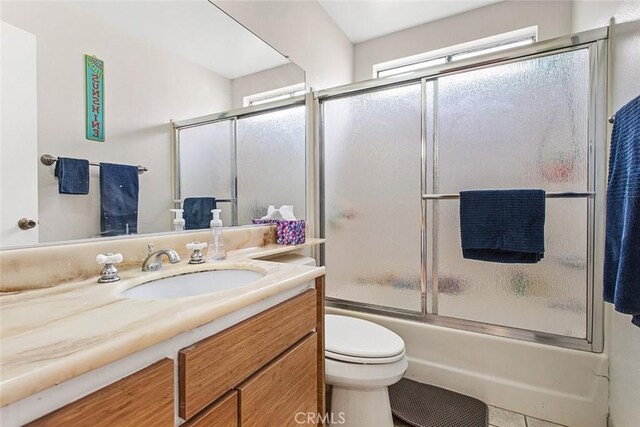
[0,0,306,249]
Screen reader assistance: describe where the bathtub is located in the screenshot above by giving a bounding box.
[326,306,609,427]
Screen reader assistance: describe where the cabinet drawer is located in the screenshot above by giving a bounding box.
[28,359,174,427]
[184,390,238,427]
[238,333,317,427]
[179,290,317,419]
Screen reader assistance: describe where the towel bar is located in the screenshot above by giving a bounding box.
[172,198,236,204]
[422,192,595,200]
[41,154,147,174]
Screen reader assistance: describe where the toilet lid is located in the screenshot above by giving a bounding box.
[325,315,405,363]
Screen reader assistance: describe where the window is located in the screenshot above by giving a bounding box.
[243,83,306,107]
[374,27,537,78]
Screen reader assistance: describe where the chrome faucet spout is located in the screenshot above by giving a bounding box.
[142,248,182,271]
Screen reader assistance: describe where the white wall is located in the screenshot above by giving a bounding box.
[1,2,232,243]
[215,0,353,90]
[572,3,640,426]
[572,1,625,32]
[609,308,640,427]
[606,12,640,423]
[353,0,573,82]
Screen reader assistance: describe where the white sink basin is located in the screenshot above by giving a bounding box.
[121,269,264,299]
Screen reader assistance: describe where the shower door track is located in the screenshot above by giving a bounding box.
[317,26,609,353]
[325,297,595,351]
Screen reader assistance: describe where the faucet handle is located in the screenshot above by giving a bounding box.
[96,253,123,265]
[186,242,207,264]
[147,243,154,255]
[96,253,123,283]
[186,242,207,251]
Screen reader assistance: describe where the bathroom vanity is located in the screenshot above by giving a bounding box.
[0,228,326,426]
[26,287,322,427]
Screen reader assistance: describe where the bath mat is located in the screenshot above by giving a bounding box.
[389,378,487,427]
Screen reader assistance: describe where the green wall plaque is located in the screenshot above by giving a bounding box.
[85,55,104,141]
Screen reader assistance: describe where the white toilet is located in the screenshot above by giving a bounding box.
[325,314,407,427]
[270,254,408,427]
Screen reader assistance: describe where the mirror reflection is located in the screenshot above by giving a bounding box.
[175,103,306,229]
[0,0,306,248]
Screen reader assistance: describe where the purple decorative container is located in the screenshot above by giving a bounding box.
[252,219,306,245]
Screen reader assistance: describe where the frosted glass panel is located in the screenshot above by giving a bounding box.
[324,84,422,312]
[236,106,305,224]
[178,120,233,225]
[435,199,588,337]
[436,49,590,192]
[431,49,591,337]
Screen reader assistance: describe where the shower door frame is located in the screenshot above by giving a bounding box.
[317,27,608,352]
[172,96,306,226]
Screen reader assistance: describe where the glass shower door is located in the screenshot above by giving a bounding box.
[178,120,235,226]
[236,105,306,224]
[425,48,592,338]
[319,35,606,350]
[323,84,423,312]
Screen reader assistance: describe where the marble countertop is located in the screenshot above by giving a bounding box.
[228,238,324,260]
[0,245,325,407]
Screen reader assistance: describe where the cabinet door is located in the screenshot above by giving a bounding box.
[237,333,317,427]
[179,290,316,419]
[28,359,174,426]
[184,390,237,427]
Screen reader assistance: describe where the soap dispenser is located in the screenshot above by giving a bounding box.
[170,209,185,231]
[207,209,226,261]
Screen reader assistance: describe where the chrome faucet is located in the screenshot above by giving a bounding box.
[142,244,182,271]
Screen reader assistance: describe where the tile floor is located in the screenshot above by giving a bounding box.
[488,406,566,427]
[393,405,567,427]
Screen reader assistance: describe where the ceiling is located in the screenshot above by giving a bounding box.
[70,1,290,80]
[318,0,502,43]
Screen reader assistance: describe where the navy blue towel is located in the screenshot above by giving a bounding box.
[460,189,546,263]
[183,197,216,230]
[99,163,139,237]
[54,157,90,195]
[604,95,640,328]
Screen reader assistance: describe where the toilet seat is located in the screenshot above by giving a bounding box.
[325,314,405,365]
[326,348,406,364]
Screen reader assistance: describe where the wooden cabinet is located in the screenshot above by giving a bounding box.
[179,289,317,420]
[27,276,325,427]
[28,359,174,427]
[183,391,238,427]
[238,333,317,427]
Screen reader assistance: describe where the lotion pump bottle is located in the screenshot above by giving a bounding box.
[170,209,185,231]
[207,209,226,260]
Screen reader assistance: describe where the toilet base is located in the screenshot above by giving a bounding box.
[330,385,394,427]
